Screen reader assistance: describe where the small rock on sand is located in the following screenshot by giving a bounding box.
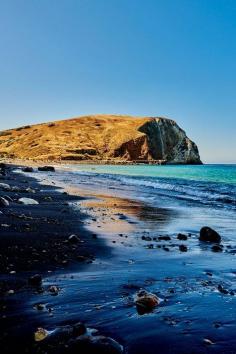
[38,166,55,172]
[68,234,80,243]
[177,233,188,240]
[0,197,9,207]
[22,167,34,172]
[18,197,39,205]
[179,244,188,252]
[0,183,11,191]
[28,274,42,286]
[135,290,160,314]
[34,328,49,342]
[212,244,223,252]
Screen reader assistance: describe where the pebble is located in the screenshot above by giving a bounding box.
[135,290,160,314]
[22,167,34,173]
[0,197,9,207]
[28,274,42,286]
[18,197,39,205]
[177,233,188,240]
[48,285,60,295]
[68,234,80,243]
[212,244,223,252]
[34,327,49,342]
[179,245,188,252]
[0,183,11,191]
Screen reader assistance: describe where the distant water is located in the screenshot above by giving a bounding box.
[66,164,236,212]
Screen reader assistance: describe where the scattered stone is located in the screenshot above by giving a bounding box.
[0,197,9,207]
[177,233,188,240]
[163,246,170,251]
[25,187,35,193]
[22,167,34,172]
[28,274,42,286]
[199,227,221,243]
[48,285,59,295]
[179,245,188,252]
[135,290,160,314]
[38,166,55,172]
[68,234,80,243]
[218,284,229,294]
[18,197,39,205]
[146,244,154,249]
[34,303,46,311]
[212,245,223,252]
[158,235,171,241]
[34,327,49,342]
[203,338,215,345]
[0,182,11,191]
[142,235,152,241]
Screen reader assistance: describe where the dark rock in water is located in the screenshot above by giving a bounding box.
[135,290,160,314]
[38,166,55,172]
[218,284,229,294]
[158,235,171,241]
[48,285,60,295]
[179,244,188,252]
[28,274,42,286]
[142,235,152,241]
[212,245,223,252]
[199,227,221,243]
[163,246,170,251]
[0,196,9,207]
[22,167,34,172]
[177,233,188,240]
[71,335,124,354]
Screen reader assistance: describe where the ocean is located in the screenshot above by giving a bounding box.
[63,163,236,211]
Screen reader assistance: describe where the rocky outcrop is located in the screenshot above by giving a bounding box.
[0,114,202,164]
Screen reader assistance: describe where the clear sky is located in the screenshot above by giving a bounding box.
[0,0,235,163]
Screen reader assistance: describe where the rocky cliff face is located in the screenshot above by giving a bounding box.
[0,115,202,164]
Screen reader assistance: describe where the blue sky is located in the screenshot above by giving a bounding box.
[0,0,235,163]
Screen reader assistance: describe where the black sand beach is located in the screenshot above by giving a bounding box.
[0,163,117,354]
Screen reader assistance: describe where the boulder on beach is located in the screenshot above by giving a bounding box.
[199,227,221,243]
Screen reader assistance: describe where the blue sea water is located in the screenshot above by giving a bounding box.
[67,164,236,212]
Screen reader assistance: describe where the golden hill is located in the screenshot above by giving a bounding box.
[0,114,201,164]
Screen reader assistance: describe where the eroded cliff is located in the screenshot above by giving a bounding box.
[0,115,202,164]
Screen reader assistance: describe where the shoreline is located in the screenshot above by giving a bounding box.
[0,163,121,353]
